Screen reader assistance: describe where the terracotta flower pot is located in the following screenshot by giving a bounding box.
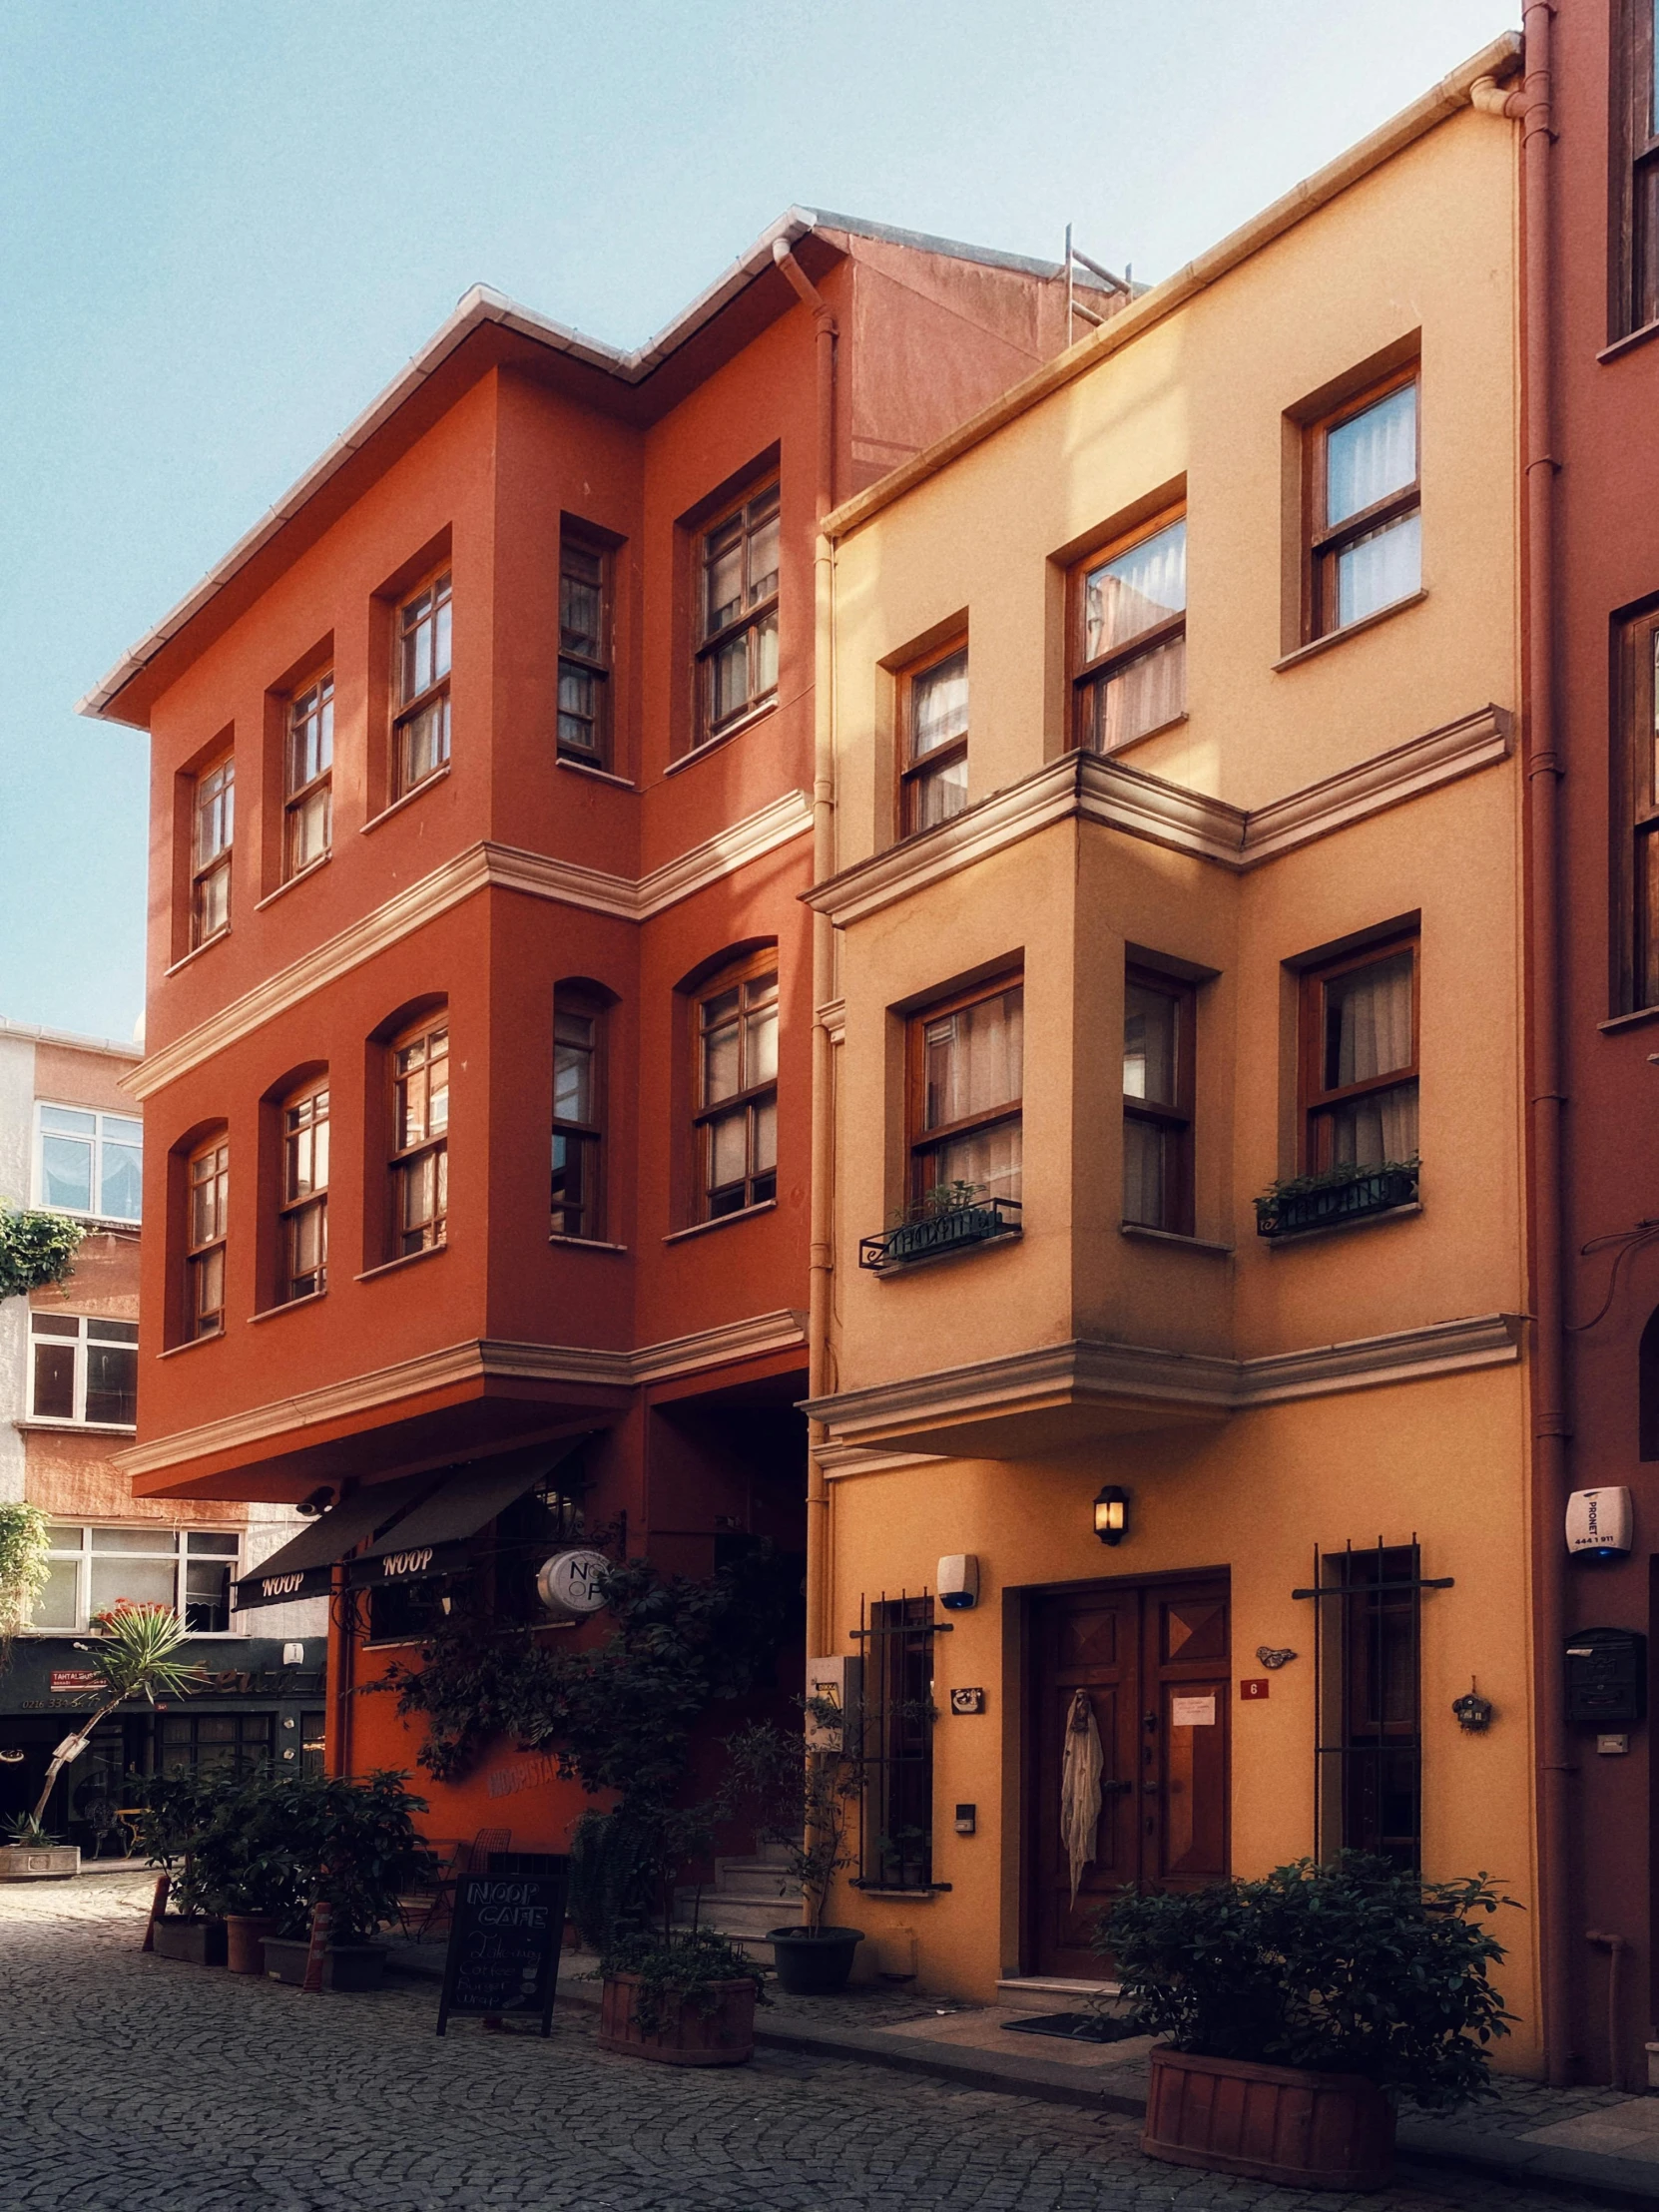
[224,1914,277,1975]
[1141,2044,1394,2192]
[151,1915,228,1966]
[597,1971,757,2065]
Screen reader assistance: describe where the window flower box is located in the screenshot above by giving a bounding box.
[1255,1160,1418,1240]
[859,1194,1021,1272]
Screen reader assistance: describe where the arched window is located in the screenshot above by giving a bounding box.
[185,1131,230,1340]
[1640,1306,1659,1460]
[552,985,609,1241]
[390,1014,448,1256]
[691,949,778,1220]
[279,1076,329,1301]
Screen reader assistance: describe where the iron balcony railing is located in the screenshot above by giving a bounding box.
[858,1194,1022,1272]
[1255,1163,1418,1240]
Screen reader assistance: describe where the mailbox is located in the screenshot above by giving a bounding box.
[1564,1626,1648,1727]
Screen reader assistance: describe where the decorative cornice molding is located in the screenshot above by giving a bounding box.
[803,1313,1524,1449]
[131,792,813,1099]
[807,709,1511,926]
[115,1310,810,1478]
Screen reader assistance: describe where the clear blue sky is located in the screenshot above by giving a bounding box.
[0,0,1516,1045]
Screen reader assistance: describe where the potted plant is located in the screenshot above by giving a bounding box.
[259,1771,435,1990]
[187,1777,308,1974]
[1100,1855,1516,2191]
[132,1771,231,1963]
[596,1924,767,2065]
[2,1603,205,1883]
[723,1693,880,1996]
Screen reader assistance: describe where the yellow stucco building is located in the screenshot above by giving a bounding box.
[804,36,1540,2069]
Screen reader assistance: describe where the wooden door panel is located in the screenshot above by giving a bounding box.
[1028,1575,1230,1975]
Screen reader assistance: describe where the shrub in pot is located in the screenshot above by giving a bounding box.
[1099,1855,1516,2191]
[255,1771,434,1990]
[596,1926,766,2065]
[131,1772,233,1961]
[186,1778,311,1975]
[722,1691,905,1996]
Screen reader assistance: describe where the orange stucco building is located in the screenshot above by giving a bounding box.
[85,213,1117,1851]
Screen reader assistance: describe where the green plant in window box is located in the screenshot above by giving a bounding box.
[0,1209,85,1300]
[1254,1156,1419,1232]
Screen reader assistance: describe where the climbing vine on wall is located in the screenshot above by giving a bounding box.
[0,1501,53,1659]
[0,1210,84,1300]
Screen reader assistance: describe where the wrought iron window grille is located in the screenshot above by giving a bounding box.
[851,1591,945,1894]
[859,1193,1022,1272]
[1293,1537,1452,1873]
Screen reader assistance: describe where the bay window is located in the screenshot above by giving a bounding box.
[1074,516,1186,753]
[909,977,1023,1207]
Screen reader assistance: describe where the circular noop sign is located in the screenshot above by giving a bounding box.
[535,1548,611,1618]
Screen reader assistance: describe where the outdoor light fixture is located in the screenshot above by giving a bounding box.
[1093,1485,1130,1546]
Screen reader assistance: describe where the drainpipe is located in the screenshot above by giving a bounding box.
[1477,17,1569,2083]
[772,238,839,1671]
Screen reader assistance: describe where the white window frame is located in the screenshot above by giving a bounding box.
[26,1525,244,1639]
[33,1102,144,1225]
[27,1313,139,1430]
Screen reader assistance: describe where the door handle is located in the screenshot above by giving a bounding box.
[1100,1779,1132,1797]
[1141,1783,1160,1795]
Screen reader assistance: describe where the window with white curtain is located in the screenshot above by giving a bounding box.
[911,978,1023,1206]
[1310,376,1420,639]
[1301,939,1418,1171]
[35,1103,143,1222]
[1074,516,1187,753]
[28,1525,242,1635]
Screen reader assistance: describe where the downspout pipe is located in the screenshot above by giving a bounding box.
[773,239,838,1671]
[1478,19,1570,2083]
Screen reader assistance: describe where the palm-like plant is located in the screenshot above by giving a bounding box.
[24,1604,206,1835]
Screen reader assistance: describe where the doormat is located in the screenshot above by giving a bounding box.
[1000,2010,1145,2043]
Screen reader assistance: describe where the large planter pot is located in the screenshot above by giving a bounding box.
[597,1971,758,2065]
[151,1915,228,1966]
[0,1843,80,1881]
[766,1926,863,1996]
[224,1914,277,1975]
[263,1936,388,1991]
[1142,2044,1394,2192]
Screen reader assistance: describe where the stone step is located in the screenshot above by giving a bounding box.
[675,1894,797,1941]
[708,1863,801,1903]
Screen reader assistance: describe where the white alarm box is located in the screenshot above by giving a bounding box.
[937,1554,980,1610]
[1565,1487,1633,1559]
[805,1656,862,1750]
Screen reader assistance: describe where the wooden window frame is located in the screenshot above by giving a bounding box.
[185,1134,229,1341]
[552,990,606,1241]
[898,637,969,837]
[557,531,611,770]
[696,482,780,745]
[279,1080,329,1302]
[1122,964,1195,1236]
[1616,603,1659,1014]
[1070,510,1187,755]
[1304,367,1419,643]
[906,973,1024,1208]
[283,672,333,879]
[389,1017,449,1258]
[692,950,779,1222]
[393,569,452,801]
[190,754,234,949]
[1615,0,1659,340]
[1298,935,1419,1174]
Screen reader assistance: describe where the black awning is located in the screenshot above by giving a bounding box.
[231,1472,440,1611]
[343,1438,587,1590]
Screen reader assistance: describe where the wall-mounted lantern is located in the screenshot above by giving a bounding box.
[1451,1679,1494,1733]
[1094,1485,1130,1546]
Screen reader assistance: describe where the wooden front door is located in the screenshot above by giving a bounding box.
[1027,1574,1230,1978]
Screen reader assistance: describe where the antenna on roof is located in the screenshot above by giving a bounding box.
[1063,225,1132,346]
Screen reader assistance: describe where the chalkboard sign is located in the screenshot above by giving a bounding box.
[435,1853,569,2037]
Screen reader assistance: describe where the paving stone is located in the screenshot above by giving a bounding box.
[0,1874,1619,2212]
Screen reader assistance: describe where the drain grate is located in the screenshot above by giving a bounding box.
[1000,2010,1145,2043]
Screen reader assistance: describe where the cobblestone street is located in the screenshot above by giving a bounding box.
[0,1878,1606,2212]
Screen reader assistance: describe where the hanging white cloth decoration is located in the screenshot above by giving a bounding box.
[1060,1687,1104,1906]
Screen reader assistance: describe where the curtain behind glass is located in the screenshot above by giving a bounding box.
[1084,521,1186,660]
[924,989,1023,1128]
[1326,954,1412,1087]
[1327,385,1415,525]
